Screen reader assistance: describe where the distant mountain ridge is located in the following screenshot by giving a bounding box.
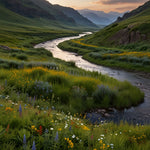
[78,9,124,25]
[54,5,97,27]
[0,0,97,28]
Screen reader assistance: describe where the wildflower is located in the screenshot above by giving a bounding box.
[99,140,103,144]
[38,126,42,135]
[69,126,72,131]
[82,125,90,131]
[55,131,59,142]
[65,124,68,129]
[31,125,35,130]
[5,107,13,111]
[58,128,62,131]
[23,134,26,149]
[19,104,22,117]
[50,128,54,131]
[72,134,75,138]
[65,138,74,148]
[32,141,36,150]
[23,134,26,145]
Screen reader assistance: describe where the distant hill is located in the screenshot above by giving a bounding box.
[85,0,150,46]
[78,9,123,25]
[54,5,97,28]
[0,0,97,28]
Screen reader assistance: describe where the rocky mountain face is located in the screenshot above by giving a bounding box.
[109,25,147,45]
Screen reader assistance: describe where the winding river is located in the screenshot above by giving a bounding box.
[35,33,150,124]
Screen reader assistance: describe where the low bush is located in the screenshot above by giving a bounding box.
[16,54,28,60]
[93,85,117,107]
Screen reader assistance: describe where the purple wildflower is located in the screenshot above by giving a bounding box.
[55,131,59,142]
[32,141,36,150]
[23,134,26,149]
[23,134,26,145]
[19,104,22,117]
[69,126,72,131]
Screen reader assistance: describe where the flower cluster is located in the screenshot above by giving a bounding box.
[65,138,74,149]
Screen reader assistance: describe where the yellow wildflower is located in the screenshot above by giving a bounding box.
[31,125,35,130]
[82,125,90,131]
[58,128,62,131]
[99,140,103,144]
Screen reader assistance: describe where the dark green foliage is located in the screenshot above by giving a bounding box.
[93,85,116,106]
[28,81,53,98]
[16,54,28,60]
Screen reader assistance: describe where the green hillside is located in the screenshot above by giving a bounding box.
[0,0,97,28]
[85,0,150,46]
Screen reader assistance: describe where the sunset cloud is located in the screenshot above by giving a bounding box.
[97,0,148,5]
[48,0,149,12]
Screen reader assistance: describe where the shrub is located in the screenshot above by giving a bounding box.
[27,81,53,99]
[67,61,76,67]
[71,86,88,100]
[16,54,28,60]
[53,86,70,104]
[92,85,116,106]
[74,77,98,96]
[46,74,69,85]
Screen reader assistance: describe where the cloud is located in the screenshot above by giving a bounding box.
[97,0,148,5]
[115,6,136,11]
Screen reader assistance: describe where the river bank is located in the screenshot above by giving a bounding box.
[35,33,150,124]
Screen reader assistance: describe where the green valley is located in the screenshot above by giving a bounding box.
[0,0,149,149]
[59,1,150,73]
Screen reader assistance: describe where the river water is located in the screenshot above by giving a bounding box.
[35,33,150,124]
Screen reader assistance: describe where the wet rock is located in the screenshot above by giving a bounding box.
[97,109,106,114]
[103,113,111,118]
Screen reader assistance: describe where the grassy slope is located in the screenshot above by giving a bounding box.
[85,7,150,46]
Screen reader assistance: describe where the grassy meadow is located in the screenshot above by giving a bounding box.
[0,94,150,150]
[58,38,150,72]
[0,11,149,149]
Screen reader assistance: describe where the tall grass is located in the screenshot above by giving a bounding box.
[0,67,144,113]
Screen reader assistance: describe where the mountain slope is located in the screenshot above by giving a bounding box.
[54,5,97,27]
[85,1,150,46]
[0,0,97,28]
[78,9,123,25]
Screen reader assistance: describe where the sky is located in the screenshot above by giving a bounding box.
[47,0,148,12]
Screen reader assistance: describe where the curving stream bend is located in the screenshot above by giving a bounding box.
[35,33,150,124]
